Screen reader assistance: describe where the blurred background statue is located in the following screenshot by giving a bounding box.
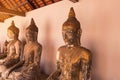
[0,21,22,79]
[0,40,9,59]
[8,18,47,80]
[47,7,92,80]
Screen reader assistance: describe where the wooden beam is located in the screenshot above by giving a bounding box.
[33,0,40,8]
[69,0,79,3]
[41,0,47,5]
[5,0,14,9]
[0,2,5,7]
[0,19,4,22]
[51,0,55,3]
[14,0,25,11]
[0,7,25,16]
[18,0,28,11]
[16,1,28,8]
[27,0,36,9]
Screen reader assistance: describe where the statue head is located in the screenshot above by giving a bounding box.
[26,18,38,42]
[62,7,82,46]
[7,21,19,40]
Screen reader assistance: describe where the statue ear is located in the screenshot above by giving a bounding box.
[62,31,66,40]
[77,29,82,37]
[34,32,38,41]
[76,29,82,45]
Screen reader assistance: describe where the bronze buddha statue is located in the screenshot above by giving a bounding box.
[47,7,92,80]
[7,18,46,80]
[0,21,22,79]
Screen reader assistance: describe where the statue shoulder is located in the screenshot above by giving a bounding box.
[14,40,22,47]
[15,40,22,45]
[37,42,42,48]
[80,47,92,56]
[57,45,66,58]
[58,45,66,52]
[80,47,92,61]
[34,42,42,50]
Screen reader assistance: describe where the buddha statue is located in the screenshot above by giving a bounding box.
[47,7,92,80]
[8,18,44,80]
[0,40,9,59]
[3,40,9,55]
[0,21,22,79]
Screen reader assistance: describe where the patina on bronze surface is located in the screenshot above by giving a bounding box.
[0,21,22,79]
[47,7,92,80]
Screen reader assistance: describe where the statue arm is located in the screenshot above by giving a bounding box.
[9,60,24,72]
[33,45,42,66]
[26,44,42,70]
[0,54,7,59]
[47,61,61,80]
[0,41,9,59]
[9,44,26,70]
[6,42,25,76]
[80,51,92,80]
[3,41,22,68]
[6,45,25,76]
[14,41,22,59]
[47,51,61,80]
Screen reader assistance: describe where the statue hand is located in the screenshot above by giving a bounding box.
[2,69,10,79]
[47,69,61,80]
[0,59,5,64]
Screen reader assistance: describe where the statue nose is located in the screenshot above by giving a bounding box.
[68,35,73,39]
[67,33,74,39]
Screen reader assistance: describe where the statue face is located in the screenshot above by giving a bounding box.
[7,29,15,40]
[62,25,77,45]
[26,29,34,41]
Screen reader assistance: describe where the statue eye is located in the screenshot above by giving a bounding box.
[66,30,72,33]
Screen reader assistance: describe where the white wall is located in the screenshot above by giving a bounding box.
[0,0,120,80]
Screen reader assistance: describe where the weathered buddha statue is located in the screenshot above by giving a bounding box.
[47,7,92,80]
[8,18,43,80]
[3,40,9,55]
[0,40,9,59]
[0,21,22,78]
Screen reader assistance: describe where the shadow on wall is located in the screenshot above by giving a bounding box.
[41,20,56,75]
[19,23,27,60]
[88,41,106,80]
